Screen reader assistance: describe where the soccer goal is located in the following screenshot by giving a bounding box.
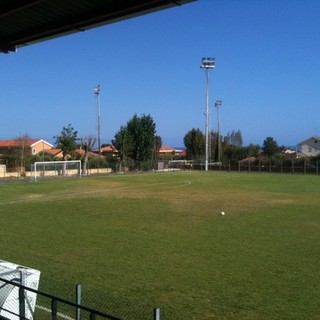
[32,160,81,182]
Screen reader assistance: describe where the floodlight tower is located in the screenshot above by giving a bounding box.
[215,100,222,162]
[94,85,101,157]
[200,57,215,171]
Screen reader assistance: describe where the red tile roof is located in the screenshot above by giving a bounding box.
[100,145,118,152]
[0,139,40,147]
[75,149,97,157]
[43,148,62,156]
[159,146,175,153]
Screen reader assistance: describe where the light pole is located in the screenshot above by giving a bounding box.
[94,85,101,157]
[200,57,215,171]
[215,100,222,162]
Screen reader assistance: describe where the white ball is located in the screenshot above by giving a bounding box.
[221,211,225,216]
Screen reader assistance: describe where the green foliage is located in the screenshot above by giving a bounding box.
[224,145,248,162]
[88,156,107,169]
[224,143,261,162]
[226,129,243,147]
[113,114,157,169]
[112,125,133,160]
[183,128,205,160]
[262,136,279,158]
[127,114,156,164]
[7,134,33,172]
[54,124,78,160]
[154,135,162,153]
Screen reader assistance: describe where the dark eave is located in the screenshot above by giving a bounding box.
[0,0,195,53]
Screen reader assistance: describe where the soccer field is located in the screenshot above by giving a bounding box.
[0,172,319,319]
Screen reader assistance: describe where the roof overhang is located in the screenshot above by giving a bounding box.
[0,0,196,54]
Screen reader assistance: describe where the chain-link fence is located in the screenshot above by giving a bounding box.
[37,277,163,320]
[192,159,320,174]
[0,275,164,320]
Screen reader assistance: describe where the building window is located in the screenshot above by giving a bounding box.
[32,148,36,155]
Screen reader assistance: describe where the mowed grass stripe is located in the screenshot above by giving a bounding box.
[0,171,319,319]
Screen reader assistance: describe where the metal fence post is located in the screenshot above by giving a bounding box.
[19,270,26,320]
[154,308,160,320]
[51,299,57,320]
[76,284,81,320]
[19,286,26,320]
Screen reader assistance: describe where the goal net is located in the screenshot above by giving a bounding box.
[32,160,81,181]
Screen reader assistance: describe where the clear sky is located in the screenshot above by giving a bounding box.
[1,0,320,148]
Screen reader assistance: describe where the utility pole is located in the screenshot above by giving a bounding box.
[215,100,222,162]
[94,85,101,157]
[200,57,215,171]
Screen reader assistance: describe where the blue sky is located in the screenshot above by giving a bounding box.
[1,0,320,148]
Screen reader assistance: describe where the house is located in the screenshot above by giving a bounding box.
[159,146,185,157]
[40,148,64,158]
[0,138,54,169]
[99,145,118,157]
[239,156,257,163]
[297,136,320,157]
[74,149,98,158]
[0,139,53,156]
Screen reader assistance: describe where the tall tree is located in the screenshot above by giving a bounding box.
[262,137,279,158]
[154,135,162,162]
[112,125,133,171]
[14,133,32,176]
[54,124,78,160]
[113,114,157,169]
[227,130,243,147]
[183,128,205,160]
[127,114,156,166]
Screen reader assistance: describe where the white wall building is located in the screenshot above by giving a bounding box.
[298,136,320,157]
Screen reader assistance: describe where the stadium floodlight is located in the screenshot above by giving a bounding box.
[215,100,222,162]
[201,57,215,69]
[200,57,215,171]
[94,85,101,157]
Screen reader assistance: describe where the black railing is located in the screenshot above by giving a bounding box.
[0,277,123,320]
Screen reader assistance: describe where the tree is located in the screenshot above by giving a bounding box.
[246,144,261,157]
[127,114,156,167]
[262,137,279,158]
[80,136,96,175]
[183,128,205,160]
[153,135,162,163]
[113,114,157,170]
[154,135,162,154]
[14,133,32,176]
[54,124,78,160]
[112,125,133,171]
[226,130,243,147]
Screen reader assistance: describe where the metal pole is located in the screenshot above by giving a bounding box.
[19,270,26,320]
[76,284,81,320]
[94,85,101,157]
[215,100,222,162]
[200,57,215,172]
[205,68,209,171]
[154,308,160,320]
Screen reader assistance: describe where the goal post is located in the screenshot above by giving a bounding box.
[32,160,81,182]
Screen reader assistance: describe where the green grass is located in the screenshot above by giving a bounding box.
[0,172,320,319]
